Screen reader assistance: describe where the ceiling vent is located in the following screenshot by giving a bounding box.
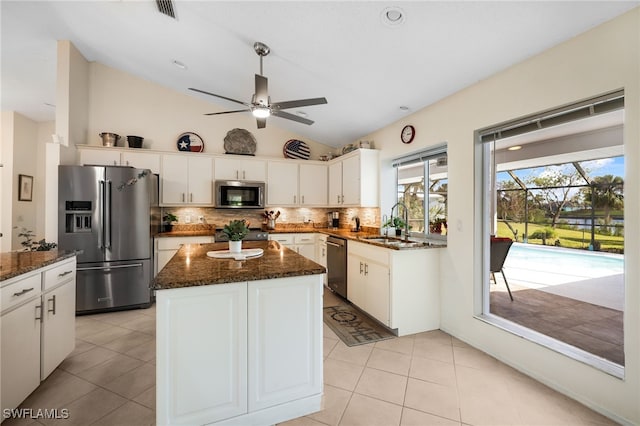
[156,0,176,19]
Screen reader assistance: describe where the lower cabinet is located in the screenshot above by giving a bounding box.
[0,257,76,412]
[268,233,317,262]
[347,241,440,335]
[156,275,323,425]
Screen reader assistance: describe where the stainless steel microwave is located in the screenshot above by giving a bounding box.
[215,180,265,209]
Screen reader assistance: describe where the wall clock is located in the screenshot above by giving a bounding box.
[401,125,415,144]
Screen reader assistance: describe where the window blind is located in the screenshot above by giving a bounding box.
[479,89,624,143]
[391,143,447,168]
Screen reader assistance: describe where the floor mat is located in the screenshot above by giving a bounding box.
[323,304,396,347]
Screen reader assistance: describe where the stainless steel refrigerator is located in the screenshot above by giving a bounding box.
[58,165,159,314]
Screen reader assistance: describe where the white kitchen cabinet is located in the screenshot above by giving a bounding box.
[161,154,213,205]
[269,233,317,262]
[154,236,215,276]
[41,279,76,379]
[78,146,161,174]
[299,163,328,206]
[121,150,161,174]
[79,147,121,166]
[157,282,248,425]
[267,161,299,206]
[0,257,77,413]
[156,274,323,425]
[316,234,327,285]
[347,240,440,336]
[248,276,322,411]
[328,149,379,207]
[215,157,266,181]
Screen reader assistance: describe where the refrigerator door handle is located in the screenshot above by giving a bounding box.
[105,180,112,249]
[77,263,144,272]
[98,180,105,249]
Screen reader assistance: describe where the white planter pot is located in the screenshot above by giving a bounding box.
[228,240,242,253]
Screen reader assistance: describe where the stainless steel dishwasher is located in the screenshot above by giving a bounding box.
[326,236,347,299]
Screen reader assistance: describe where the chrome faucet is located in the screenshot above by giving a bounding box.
[390,202,410,242]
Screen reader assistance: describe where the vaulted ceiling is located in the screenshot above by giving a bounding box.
[2,1,637,147]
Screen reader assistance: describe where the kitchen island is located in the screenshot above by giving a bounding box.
[154,240,325,426]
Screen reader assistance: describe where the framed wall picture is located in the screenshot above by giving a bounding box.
[18,174,33,201]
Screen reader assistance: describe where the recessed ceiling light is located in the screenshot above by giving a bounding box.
[381,6,405,27]
[172,60,187,70]
[399,106,410,111]
[508,145,523,151]
[296,111,308,118]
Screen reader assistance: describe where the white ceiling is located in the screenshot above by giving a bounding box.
[2,1,638,147]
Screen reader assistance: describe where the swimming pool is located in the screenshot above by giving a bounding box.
[505,242,623,279]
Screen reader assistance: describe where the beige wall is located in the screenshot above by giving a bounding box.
[359,8,639,424]
[86,62,335,159]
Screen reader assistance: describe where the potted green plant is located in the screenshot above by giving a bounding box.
[163,213,178,232]
[429,217,447,234]
[222,219,250,253]
[383,217,408,237]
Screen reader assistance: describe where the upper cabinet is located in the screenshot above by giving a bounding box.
[266,161,327,207]
[328,149,379,207]
[78,146,161,174]
[161,154,213,205]
[215,157,266,182]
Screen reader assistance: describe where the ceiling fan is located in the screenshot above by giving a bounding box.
[189,42,328,129]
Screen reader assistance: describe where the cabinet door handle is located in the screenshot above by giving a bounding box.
[190,193,193,202]
[360,262,364,274]
[293,195,297,204]
[35,303,43,322]
[243,171,246,180]
[182,193,185,202]
[58,270,73,278]
[236,170,239,179]
[13,287,34,297]
[322,248,325,256]
[364,263,368,276]
[48,294,57,314]
[113,160,117,166]
[126,161,130,166]
[341,195,344,203]
[337,195,340,203]
[301,195,305,204]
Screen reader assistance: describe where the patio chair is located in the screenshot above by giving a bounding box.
[490,237,514,301]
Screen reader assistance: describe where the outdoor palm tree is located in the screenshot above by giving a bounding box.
[583,175,624,225]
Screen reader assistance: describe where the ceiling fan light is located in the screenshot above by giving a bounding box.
[252,107,271,118]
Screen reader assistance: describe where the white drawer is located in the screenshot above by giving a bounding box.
[348,240,390,267]
[43,258,76,292]
[1,273,42,313]
[294,233,316,244]
[268,234,294,244]
[157,236,214,250]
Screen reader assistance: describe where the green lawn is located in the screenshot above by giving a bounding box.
[496,221,624,253]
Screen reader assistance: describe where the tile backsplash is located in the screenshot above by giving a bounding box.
[162,206,381,230]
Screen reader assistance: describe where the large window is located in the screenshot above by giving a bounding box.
[478,91,625,374]
[393,145,447,239]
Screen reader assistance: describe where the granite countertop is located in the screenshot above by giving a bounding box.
[155,230,216,238]
[0,250,77,282]
[154,240,326,290]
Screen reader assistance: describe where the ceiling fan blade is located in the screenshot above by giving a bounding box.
[256,117,267,129]
[271,110,314,125]
[188,87,250,107]
[271,97,328,110]
[254,74,269,106]
[204,109,251,116]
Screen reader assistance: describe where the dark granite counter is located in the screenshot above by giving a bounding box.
[154,240,326,290]
[0,250,77,282]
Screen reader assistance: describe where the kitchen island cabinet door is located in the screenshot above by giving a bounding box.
[247,275,323,412]
[156,283,248,425]
[1,298,42,413]
[41,279,76,380]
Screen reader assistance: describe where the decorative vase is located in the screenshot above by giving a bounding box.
[229,240,242,253]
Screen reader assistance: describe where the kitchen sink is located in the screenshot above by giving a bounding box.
[360,236,432,249]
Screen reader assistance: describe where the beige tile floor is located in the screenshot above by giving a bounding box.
[5,291,615,426]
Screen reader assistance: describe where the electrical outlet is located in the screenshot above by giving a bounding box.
[198,216,204,223]
[184,215,191,223]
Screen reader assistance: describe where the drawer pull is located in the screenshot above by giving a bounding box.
[58,270,73,278]
[13,287,34,297]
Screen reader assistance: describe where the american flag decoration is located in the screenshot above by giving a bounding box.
[283,139,310,160]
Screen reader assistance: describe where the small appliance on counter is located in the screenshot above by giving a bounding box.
[331,211,340,229]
